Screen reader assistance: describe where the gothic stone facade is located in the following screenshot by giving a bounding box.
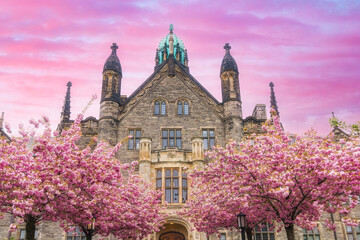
[1,26,359,240]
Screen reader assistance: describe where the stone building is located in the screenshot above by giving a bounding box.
[1,25,359,240]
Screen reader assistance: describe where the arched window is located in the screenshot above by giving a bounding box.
[154,101,160,115]
[184,101,189,115]
[161,101,166,115]
[177,100,190,115]
[177,101,183,115]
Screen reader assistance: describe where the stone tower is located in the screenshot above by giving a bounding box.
[99,43,122,145]
[220,43,243,141]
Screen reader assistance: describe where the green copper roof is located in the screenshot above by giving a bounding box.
[157,24,186,65]
[158,24,185,50]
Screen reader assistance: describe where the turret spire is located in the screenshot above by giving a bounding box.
[220,43,240,103]
[61,81,72,122]
[269,82,280,117]
[101,43,122,104]
[57,81,72,132]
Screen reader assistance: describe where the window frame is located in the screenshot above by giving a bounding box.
[162,129,182,149]
[346,223,360,240]
[66,226,86,240]
[156,168,188,204]
[154,100,167,116]
[303,227,321,240]
[176,100,190,116]
[253,222,275,240]
[128,129,141,150]
[19,229,39,240]
[202,129,215,150]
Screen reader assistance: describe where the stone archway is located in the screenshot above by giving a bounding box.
[157,222,189,240]
[159,231,185,240]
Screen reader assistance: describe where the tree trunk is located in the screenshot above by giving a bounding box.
[246,227,253,240]
[25,214,36,240]
[85,230,92,240]
[285,224,296,240]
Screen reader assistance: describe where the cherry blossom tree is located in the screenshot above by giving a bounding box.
[1,115,165,240]
[185,115,360,240]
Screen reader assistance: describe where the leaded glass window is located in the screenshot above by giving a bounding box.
[303,228,320,240]
[346,224,360,240]
[67,227,86,240]
[161,101,166,115]
[184,101,189,115]
[156,169,188,204]
[178,101,183,115]
[162,129,181,149]
[202,129,215,150]
[128,129,141,150]
[154,101,160,115]
[254,223,275,240]
[182,172,188,203]
[177,100,189,115]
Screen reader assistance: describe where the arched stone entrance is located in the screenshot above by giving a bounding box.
[156,218,191,240]
[159,231,185,240]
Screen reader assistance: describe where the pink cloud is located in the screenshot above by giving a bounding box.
[0,0,359,137]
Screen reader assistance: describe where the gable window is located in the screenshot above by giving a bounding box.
[162,129,181,149]
[202,129,215,150]
[177,100,190,115]
[156,168,188,204]
[154,101,166,115]
[254,223,275,240]
[128,129,141,150]
[184,102,189,115]
[177,102,183,115]
[67,226,86,240]
[155,101,160,115]
[161,101,166,115]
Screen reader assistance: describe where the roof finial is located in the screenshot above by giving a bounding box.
[224,43,231,53]
[111,43,118,53]
[169,24,174,34]
[269,82,280,117]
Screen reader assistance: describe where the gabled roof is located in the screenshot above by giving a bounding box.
[121,57,223,120]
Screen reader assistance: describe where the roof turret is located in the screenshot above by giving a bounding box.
[220,43,238,75]
[103,43,122,75]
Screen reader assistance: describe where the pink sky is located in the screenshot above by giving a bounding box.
[0,0,359,136]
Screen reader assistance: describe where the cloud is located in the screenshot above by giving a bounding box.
[0,0,359,136]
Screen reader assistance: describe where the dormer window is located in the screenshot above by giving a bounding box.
[155,100,166,115]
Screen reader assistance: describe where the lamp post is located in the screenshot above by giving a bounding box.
[236,212,247,240]
[85,218,95,240]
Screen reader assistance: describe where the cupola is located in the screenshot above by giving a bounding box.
[155,24,188,68]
